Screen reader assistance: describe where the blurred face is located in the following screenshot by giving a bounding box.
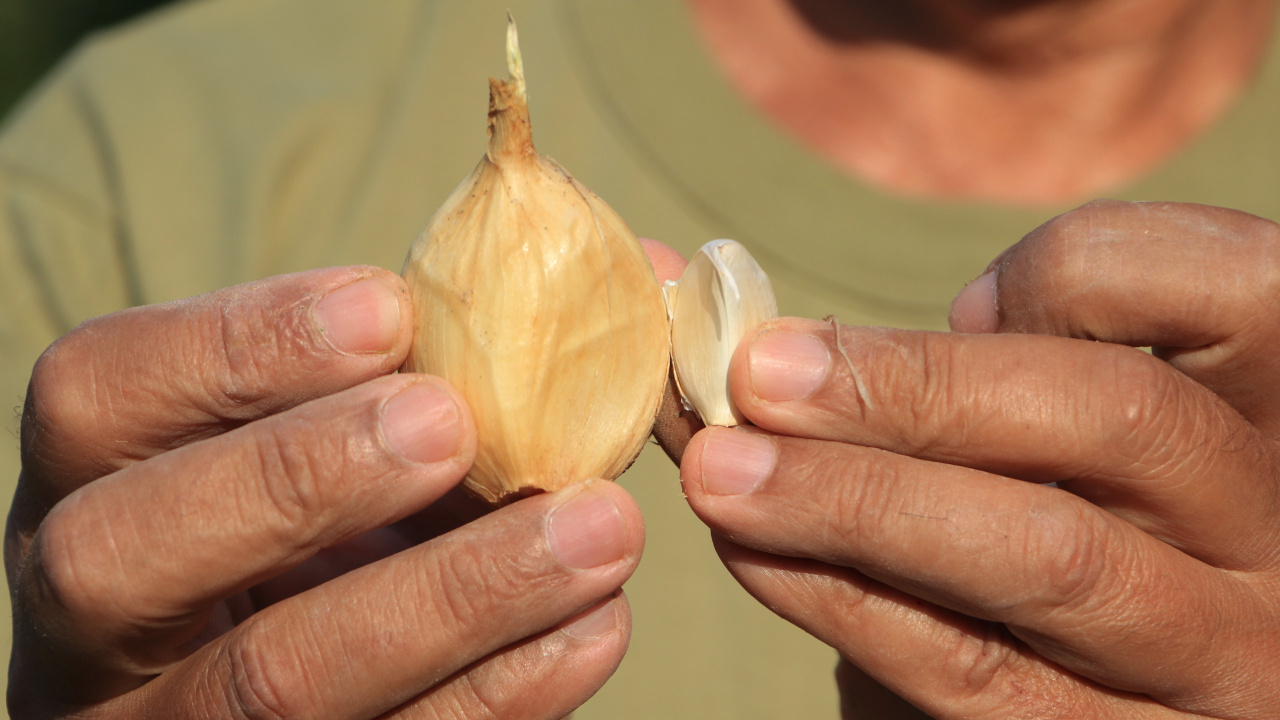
[781,0,1125,52]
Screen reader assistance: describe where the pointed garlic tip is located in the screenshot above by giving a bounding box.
[505,13,526,99]
[487,14,533,162]
[669,239,778,426]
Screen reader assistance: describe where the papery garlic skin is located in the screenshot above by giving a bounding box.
[669,239,778,427]
[401,18,670,505]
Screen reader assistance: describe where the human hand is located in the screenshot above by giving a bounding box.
[676,201,1280,718]
[7,266,643,719]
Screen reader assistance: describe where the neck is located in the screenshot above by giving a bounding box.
[689,0,1278,205]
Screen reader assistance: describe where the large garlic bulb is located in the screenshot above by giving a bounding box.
[401,18,669,505]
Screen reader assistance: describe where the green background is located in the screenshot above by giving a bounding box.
[0,0,173,120]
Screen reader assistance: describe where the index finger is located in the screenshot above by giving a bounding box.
[730,318,1280,570]
[637,237,688,284]
[19,266,412,511]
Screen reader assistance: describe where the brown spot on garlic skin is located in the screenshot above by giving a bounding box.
[639,237,698,464]
[652,368,704,465]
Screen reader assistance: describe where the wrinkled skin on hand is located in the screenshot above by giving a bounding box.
[671,201,1280,719]
[6,265,645,719]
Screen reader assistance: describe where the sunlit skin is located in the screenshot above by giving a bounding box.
[688,0,1278,204]
[658,201,1280,718]
[9,2,1280,719]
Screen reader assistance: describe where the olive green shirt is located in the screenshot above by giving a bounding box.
[2,0,1279,717]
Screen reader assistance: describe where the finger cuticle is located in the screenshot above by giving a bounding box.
[547,484,628,570]
[382,382,463,464]
[699,428,775,496]
[561,597,621,640]
[314,276,402,354]
[948,271,999,334]
[748,330,831,402]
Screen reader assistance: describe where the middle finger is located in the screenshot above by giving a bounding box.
[682,428,1277,710]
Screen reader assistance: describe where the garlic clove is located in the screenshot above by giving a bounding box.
[400,16,670,505]
[669,239,778,427]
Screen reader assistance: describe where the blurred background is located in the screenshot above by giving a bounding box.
[0,0,174,120]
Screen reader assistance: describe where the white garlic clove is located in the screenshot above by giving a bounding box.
[669,239,778,427]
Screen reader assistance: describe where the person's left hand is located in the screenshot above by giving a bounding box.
[675,201,1280,718]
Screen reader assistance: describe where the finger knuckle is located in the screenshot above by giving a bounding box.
[423,536,542,633]
[913,334,964,446]
[1016,200,1133,298]
[878,333,964,456]
[1096,348,1196,474]
[22,325,108,464]
[936,622,1018,702]
[934,625,1083,720]
[25,337,68,425]
[1026,501,1112,612]
[222,620,314,720]
[245,420,329,542]
[1249,218,1280,308]
[823,450,902,547]
[25,493,131,626]
[828,329,967,453]
[1039,199,1132,245]
[451,673,504,720]
[206,296,314,413]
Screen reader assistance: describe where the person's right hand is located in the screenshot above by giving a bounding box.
[6,266,644,719]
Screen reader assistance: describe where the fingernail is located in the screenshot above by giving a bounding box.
[547,484,627,569]
[748,331,831,402]
[948,272,998,334]
[382,382,463,464]
[699,428,775,496]
[561,597,620,640]
[314,277,402,354]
